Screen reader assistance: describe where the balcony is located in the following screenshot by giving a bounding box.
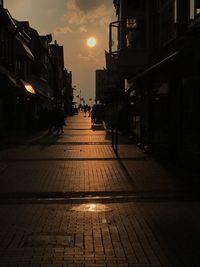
[107,20,149,77]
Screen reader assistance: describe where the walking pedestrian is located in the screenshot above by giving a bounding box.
[88,105,91,117]
[83,105,87,117]
[54,107,65,135]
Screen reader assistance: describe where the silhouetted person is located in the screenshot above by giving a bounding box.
[88,105,91,117]
[54,108,65,135]
[91,107,96,125]
[83,105,87,117]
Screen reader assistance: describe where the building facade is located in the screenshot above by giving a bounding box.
[0,3,72,130]
[106,0,200,160]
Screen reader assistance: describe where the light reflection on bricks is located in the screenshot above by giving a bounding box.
[0,114,198,266]
[0,202,188,266]
[71,203,111,213]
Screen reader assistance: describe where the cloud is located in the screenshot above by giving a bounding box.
[78,53,93,62]
[54,26,72,35]
[77,47,104,65]
[47,9,56,16]
[63,0,114,27]
[75,0,112,12]
[5,0,32,8]
[4,0,113,102]
[79,26,88,33]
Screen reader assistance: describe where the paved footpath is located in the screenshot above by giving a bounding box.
[0,113,200,267]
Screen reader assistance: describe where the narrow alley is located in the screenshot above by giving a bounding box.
[0,112,199,267]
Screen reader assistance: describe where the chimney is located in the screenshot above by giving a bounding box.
[0,0,4,8]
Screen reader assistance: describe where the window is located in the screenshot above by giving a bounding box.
[195,0,200,15]
[126,18,146,48]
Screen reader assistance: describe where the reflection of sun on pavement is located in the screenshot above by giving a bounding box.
[89,203,97,211]
[71,203,111,212]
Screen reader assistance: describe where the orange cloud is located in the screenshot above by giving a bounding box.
[54,26,72,35]
[63,0,113,27]
[79,26,88,33]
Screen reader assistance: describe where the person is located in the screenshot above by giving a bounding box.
[83,105,87,117]
[87,105,91,117]
[54,107,65,135]
[91,106,96,125]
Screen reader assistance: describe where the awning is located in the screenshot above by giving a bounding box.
[0,72,18,88]
[0,64,20,96]
[0,65,18,86]
[20,78,52,103]
[127,51,180,93]
[16,37,34,61]
[138,51,179,77]
[27,77,51,98]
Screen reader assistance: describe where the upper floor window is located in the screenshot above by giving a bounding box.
[126,18,146,48]
[126,19,138,47]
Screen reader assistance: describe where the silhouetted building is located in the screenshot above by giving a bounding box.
[96,70,107,102]
[95,69,121,103]
[0,6,35,129]
[0,4,72,130]
[63,69,73,115]
[50,40,65,108]
[106,0,200,161]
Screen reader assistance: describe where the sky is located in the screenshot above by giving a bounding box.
[5,0,115,104]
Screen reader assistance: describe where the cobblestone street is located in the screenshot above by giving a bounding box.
[0,113,200,267]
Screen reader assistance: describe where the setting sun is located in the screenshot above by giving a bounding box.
[87,37,97,47]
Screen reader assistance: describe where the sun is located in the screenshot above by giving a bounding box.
[87,37,97,48]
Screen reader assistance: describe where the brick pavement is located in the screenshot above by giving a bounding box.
[0,112,199,266]
[0,202,200,266]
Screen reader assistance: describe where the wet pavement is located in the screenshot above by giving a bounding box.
[0,112,200,267]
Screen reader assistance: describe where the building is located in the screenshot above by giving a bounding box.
[106,0,200,160]
[0,6,35,129]
[63,69,73,115]
[95,69,123,101]
[0,2,72,130]
[50,40,64,108]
